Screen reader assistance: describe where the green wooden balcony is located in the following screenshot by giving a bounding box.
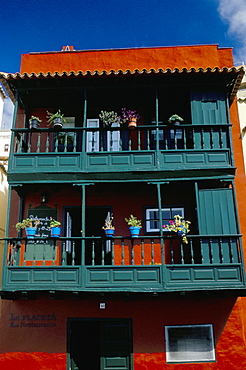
[8,124,233,181]
[3,234,245,293]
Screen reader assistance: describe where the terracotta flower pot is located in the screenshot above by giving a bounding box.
[128,118,137,129]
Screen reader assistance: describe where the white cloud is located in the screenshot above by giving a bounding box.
[218,0,246,64]
[1,97,14,129]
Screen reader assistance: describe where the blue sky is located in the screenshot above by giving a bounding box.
[1,0,246,127]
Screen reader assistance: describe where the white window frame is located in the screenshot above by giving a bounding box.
[165,324,215,363]
[107,121,120,151]
[145,207,184,233]
[86,118,100,152]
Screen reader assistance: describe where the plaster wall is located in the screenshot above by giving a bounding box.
[0,165,8,289]
[237,66,246,172]
[20,45,234,75]
[0,88,6,126]
[0,296,245,369]
[0,130,11,169]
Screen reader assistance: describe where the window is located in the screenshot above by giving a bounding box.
[165,324,215,363]
[145,207,184,233]
[4,144,9,152]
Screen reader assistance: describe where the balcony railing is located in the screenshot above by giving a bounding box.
[9,124,233,176]
[12,124,231,154]
[3,235,244,292]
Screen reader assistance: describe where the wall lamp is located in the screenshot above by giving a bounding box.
[40,192,49,204]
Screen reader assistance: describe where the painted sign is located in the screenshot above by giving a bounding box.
[10,313,56,328]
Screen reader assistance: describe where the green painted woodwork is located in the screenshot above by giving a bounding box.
[100,321,132,370]
[197,188,237,234]
[3,264,244,292]
[191,91,228,125]
[165,264,242,289]
[69,319,132,370]
[9,149,231,181]
[9,122,233,182]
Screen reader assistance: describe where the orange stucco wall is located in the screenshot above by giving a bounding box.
[20,45,234,74]
[230,99,246,264]
[0,296,245,369]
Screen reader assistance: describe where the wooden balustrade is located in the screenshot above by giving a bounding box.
[5,235,241,267]
[12,124,231,154]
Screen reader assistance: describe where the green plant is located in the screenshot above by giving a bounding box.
[29,116,42,123]
[15,218,40,232]
[125,214,142,228]
[49,218,61,228]
[57,133,74,145]
[163,215,191,244]
[99,111,121,127]
[102,213,115,230]
[46,110,66,126]
[168,114,184,124]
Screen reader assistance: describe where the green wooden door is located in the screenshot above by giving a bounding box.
[100,321,132,370]
[191,91,229,149]
[197,188,238,263]
[69,319,132,370]
[191,91,228,125]
[198,188,237,234]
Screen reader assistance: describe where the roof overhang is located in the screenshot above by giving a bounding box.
[0,66,244,103]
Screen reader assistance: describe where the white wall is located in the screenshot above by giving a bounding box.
[237,66,246,172]
[0,87,6,127]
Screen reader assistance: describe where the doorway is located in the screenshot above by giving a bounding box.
[64,206,112,265]
[68,318,133,370]
[85,206,112,265]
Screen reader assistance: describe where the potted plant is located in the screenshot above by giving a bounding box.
[29,116,42,129]
[168,114,184,126]
[57,133,74,152]
[102,213,115,237]
[46,110,66,129]
[162,214,191,244]
[49,217,61,237]
[99,111,121,127]
[125,214,142,238]
[121,108,141,129]
[15,218,40,239]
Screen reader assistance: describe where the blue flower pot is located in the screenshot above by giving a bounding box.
[51,227,61,237]
[26,227,37,239]
[105,229,115,237]
[129,226,141,238]
[178,227,186,236]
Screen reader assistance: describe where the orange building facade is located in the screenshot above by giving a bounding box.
[0,44,246,369]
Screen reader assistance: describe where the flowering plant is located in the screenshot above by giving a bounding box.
[163,215,191,244]
[99,111,121,127]
[120,108,141,124]
[49,217,61,228]
[102,213,115,230]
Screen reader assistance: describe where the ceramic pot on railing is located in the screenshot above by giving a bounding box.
[25,227,37,239]
[30,119,40,130]
[53,117,63,130]
[104,229,115,237]
[129,226,141,238]
[128,118,137,129]
[51,227,61,237]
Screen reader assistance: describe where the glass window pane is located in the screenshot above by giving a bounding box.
[165,325,215,363]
